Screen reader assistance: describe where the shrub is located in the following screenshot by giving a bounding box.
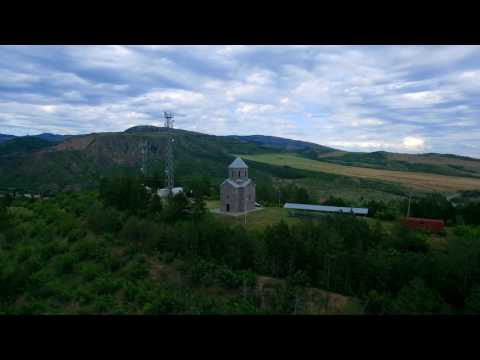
[86,203,122,234]
[92,274,120,296]
[121,257,149,281]
[53,254,77,274]
[143,289,186,315]
[120,216,156,245]
[78,262,104,281]
[93,294,117,313]
[190,259,218,286]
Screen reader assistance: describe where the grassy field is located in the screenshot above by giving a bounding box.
[208,200,393,231]
[206,200,300,229]
[241,153,480,193]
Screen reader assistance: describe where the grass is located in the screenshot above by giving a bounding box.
[208,200,399,233]
[207,202,301,230]
[241,153,480,193]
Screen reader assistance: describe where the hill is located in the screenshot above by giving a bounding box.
[0,137,57,156]
[1,125,479,200]
[0,134,17,143]
[241,153,480,193]
[0,133,66,144]
[316,150,480,178]
[232,135,335,154]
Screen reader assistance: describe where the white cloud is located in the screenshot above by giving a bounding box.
[1,45,480,157]
[403,136,425,150]
[401,91,444,104]
[39,105,57,113]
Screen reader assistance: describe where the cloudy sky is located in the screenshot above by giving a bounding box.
[1,45,479,157]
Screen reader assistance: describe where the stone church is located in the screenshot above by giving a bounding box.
[220,157,256,213]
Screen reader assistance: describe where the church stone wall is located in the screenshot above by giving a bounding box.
[220,182,256,213]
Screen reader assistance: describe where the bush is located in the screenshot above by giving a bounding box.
[121,257,149,281]
[87,203,122,234]
[53,254,77,274]
[79,262,104,281]
[389,278,449,314]
[190,259,218,287]
[92,274,119,296]
[93,294,117,313]
[143,289,186,315]
[120,216,156,245]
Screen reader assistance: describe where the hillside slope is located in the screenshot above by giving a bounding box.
[317,151,480,178]
[241,153,480,193]
[1,125,479,196]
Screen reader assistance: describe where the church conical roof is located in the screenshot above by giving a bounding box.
[228,156,248,169]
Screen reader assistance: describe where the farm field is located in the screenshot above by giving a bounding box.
[241,153,480,193]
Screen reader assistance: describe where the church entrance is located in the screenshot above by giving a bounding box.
[226,204,230,212]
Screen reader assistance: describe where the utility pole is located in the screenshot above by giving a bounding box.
[244,189,247,225]
[407,190,412,218]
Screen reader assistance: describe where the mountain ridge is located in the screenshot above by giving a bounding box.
[1,126,478,161]
[1,125,480,195]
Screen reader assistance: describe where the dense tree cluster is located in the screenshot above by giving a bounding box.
[1,175,480,315]
[256,178,312,206]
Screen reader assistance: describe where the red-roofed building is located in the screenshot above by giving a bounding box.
[403,217,445,233]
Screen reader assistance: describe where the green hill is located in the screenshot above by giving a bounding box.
[0,136,56,156]
[1,125,479,201]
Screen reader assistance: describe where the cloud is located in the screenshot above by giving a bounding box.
[0,45,479,158]
[39,105,57,113]
[403,136,425,150]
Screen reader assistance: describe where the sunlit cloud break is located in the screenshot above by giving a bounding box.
[0,45,479,157]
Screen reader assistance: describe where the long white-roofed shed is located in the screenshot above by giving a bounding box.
[284,203,368,216]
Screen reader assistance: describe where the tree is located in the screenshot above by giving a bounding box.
[99,175,149,213]
[86,203,122,234]
[364,290,387,314]
[149,194,163,214]
[185,176,211,198]
[461,202,480,226]
[264,221,293,277]
[0,198,9,230]
[191,194,206,220]
[295,187,311,204]
[162,193,189,223]
[389,277,449,314]
[323,196,347,207]
[286,270,310,314]
[465,286,480,314]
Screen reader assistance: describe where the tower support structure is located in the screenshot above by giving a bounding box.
[164,111,175,196]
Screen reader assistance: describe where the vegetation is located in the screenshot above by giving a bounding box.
[1,173,480,315]
[241,153,480,192]
[2,127,479,205]
[318,151,480,178]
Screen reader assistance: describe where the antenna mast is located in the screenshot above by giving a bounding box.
[164,111,175,196]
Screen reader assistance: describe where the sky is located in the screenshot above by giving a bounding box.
[0,45,479,157]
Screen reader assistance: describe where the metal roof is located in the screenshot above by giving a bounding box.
[228,157,248,169]
[284,203,368,215]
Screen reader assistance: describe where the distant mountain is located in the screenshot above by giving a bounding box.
[0,134,16,143]
[0,136,57,156]
[0,133,66,144]
[232,135,336,154]
[34,133,66,143]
